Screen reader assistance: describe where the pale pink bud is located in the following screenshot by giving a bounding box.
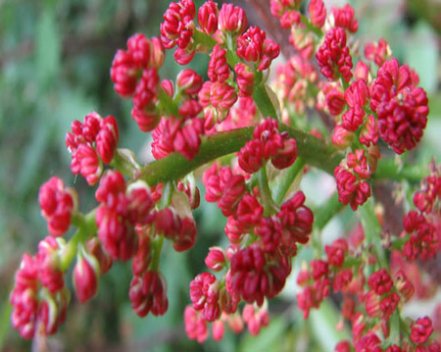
[205,247,226,271]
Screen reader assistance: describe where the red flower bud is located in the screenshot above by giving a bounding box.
[218,4,248,35]
[198,0,218,35]
[73,251,99,303]
[39,177,76,236]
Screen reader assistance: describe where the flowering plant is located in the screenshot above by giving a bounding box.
[10,0,440,350]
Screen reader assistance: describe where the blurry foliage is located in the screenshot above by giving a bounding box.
[0,0,439,351]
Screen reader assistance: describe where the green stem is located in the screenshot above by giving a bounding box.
[253,82,278,119]
[300,14,323,37]
[138,124,424,188]
[60,210,97,271]
[314,193,344,230]
[273,157,305,205]
[139,127,253,185]
[139,125,342,186]
[226,51,239,67]
[389,310,401,345]
[150,236,164,271]
[391,235,408,250]
[373,159,426,183]
[359,199,387,267]
[159,182,174,209]
[279,125,342,173]
[257,166,277,216]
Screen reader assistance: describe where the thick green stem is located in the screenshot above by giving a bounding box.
[252,71,278,119]
[282,126,343,173]
[373,159,426,183]
[253,83,278,119]
[138,123,422,187]
[139,127,253,185]
[139,125,342,185]
[272,157,305,205]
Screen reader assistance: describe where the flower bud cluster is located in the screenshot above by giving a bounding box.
[334,149,375,210]
[66,112,119,185]
[39,177,76,236]
[185,115,313,342]
[110,33,164,131]
[238,119,298,173]
[297,227,439,351]
[9,0,437,348]
[269,2,429,215]
[297,238,350,318]
[10,238,69,339]
[400,166,441,261]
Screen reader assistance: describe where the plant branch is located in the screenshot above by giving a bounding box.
[139,125,342,185]
[373,159,426,183]
[272,157,305,205]
[314,193,344,230]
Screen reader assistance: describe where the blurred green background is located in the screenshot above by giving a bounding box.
[0,0,439,351]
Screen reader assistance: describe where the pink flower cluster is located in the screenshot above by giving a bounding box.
[316,27,353,83]
[269,1,429,212]
[184,118,312,342]
[238,119,298,173]
[39,177,76,236]
[297,226,440,351]
[199,44,237,129]
[110,33,164,132]
[297,238,350,318]
[95,171,154,260]
[66,112,119,185]
[10,238,68,339]
[334,149,374,210]
[371,58,429,154]
[9,0,438,348]
[400,167,441,261]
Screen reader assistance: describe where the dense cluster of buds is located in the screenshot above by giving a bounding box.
[66,112,119,185]
[10,0,438,350]
[399,165,441,261]
[10,238,69,339]
[184,118,313,342]
[298,228,440,351]
[238,119,298,173]
[39,177,77,236]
